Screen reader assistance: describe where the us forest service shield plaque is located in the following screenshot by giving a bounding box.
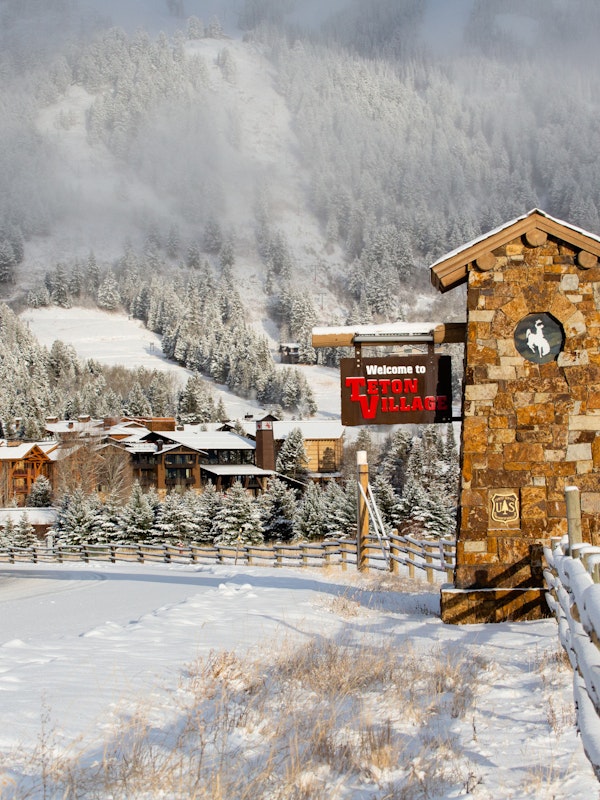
[514,313,564,364]
[489,490,520,529]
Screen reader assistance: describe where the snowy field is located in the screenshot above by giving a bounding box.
[0,561,596,798]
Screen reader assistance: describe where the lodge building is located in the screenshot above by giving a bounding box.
[0,414,345,504]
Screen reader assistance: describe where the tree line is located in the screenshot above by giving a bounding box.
[1,421,459,547]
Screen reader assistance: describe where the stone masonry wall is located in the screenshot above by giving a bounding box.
[457,233,600,589]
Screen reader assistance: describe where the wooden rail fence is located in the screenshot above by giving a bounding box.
[543,486,600,779]
[0,532,456,583]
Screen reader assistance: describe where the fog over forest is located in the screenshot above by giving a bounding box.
[1,0,600,331]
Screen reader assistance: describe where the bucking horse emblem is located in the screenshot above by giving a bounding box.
[525,319,550,359]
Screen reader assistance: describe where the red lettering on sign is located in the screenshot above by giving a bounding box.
[356,394,379,419]
[404,379,418,393]
[345,377,365,400]
[436,395,448,411]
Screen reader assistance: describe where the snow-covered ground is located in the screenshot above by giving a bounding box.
[0,561,595,798]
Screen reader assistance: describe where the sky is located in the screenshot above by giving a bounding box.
[0,560,596,798]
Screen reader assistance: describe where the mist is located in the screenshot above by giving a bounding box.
[1,0,600,323]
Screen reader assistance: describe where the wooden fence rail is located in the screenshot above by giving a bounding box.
[0,533,456,583]
[544,535,600,779]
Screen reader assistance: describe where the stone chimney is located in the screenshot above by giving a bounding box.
[255,421,275,471]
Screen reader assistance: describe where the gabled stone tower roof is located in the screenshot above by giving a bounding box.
[430,208,600,293]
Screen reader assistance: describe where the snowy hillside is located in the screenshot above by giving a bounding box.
[22,306,343,419]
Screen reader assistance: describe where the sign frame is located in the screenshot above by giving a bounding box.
[340,354,452,426]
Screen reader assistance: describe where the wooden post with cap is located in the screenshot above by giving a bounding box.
[357,450,369,571]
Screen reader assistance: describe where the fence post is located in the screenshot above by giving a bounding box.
[441,540,454,583]
[566,486,583,554]
[340,540,348,571]
[389,533,399,575]
[425,543,435,584]
[301,544,309,567]
[357,450,369,571]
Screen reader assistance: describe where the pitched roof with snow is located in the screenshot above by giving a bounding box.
[430,208,600,293]
[152,429,256,451]
[0,443,58,461]
[272,421,344,441]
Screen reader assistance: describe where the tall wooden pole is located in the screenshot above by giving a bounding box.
[565,485,583,554]
[357,450,369,571]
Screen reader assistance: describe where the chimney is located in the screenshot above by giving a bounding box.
[156,439,163,452]
[255,421,275,471]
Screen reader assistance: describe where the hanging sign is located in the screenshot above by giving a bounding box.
[340,355,452,426]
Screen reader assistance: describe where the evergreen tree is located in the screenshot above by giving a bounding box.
[193,482,222,542]
[323,480,355,539]
[212,483,263,546]
[0,517,17,548]
[155,492,199,543]
[97,492,124,542]
[52,489,101,545]
[125,381,152,417]
[295,482,327,540]
[14,513,36,548]
[97,271,121,311]
[275,427,309,481]
[178,373,216,423]
[260,477,297,542]
[26,475,52,507]
[371,474,399,531]
[120,482,155,541]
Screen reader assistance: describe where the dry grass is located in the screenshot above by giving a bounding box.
[0,634,487,799]
[532,642,576,737]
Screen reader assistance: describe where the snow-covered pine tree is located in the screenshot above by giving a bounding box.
[155,492,199,543]
[125,381,152,417]
[212,482,263,546]
[97,492,125,542]
[14,513,36,548]
[26,475,52,507]
[295,482,327,541]
[52,488,101,545]
[177,373,216,423]
[323,480,356,539]
[0,517,16,548]
[193,482,222,542]
[275,427,309,481]
[97,271,121,310]
[371,473,399,532]
[120,482,155,541]
[260,477,297,542]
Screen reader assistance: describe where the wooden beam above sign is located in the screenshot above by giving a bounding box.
[312,322,466,348]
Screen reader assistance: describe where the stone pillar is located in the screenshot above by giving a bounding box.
[433,214,600,623]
